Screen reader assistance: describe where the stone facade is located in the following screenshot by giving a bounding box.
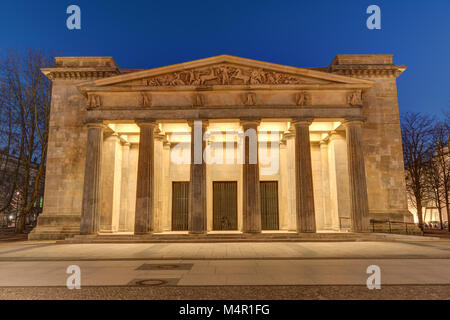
[29,54,412,240]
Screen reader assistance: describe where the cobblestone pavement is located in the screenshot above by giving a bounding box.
[1,285,449,300]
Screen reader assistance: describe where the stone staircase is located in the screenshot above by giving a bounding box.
[59,231,436,244]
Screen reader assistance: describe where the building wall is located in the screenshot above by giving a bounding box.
[29,79,88,239]
[29,57,119,240]
[330,55,411,223]
[361,77,411,222]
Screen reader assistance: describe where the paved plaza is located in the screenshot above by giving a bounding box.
[0,239,449,299]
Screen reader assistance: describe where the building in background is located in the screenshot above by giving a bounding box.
[408,145,449,228]
[0,152,45,228]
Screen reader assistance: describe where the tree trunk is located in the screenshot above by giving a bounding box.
[416,198,424,230]
[446,193,450,232]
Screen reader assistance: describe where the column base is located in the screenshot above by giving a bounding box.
[134,232,153,236]
[28,214,81,240]
[189,231,207,235]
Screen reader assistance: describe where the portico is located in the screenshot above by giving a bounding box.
[29,54,413,240]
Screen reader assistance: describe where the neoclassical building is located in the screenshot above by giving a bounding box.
[29,54,412,240]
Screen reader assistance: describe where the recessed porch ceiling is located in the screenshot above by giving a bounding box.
[107,120,343,144]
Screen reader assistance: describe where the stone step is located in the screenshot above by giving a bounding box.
[59,232,437,244]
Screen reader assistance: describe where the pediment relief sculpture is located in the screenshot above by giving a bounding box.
[140,64,317,87]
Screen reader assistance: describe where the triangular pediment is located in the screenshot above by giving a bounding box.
[78,55,373,91]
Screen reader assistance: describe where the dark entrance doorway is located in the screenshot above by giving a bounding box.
[213,181,238,230]
[172,182,189,231]
[260,181,279,230]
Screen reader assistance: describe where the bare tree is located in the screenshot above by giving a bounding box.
[0,49,52,233]
[431,118,450,231]
[401,112,435,230]
[424,150,445,229]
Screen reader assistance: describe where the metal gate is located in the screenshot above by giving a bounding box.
[213,181,238,230]
[172,182,189,231]
[260,181,279,230]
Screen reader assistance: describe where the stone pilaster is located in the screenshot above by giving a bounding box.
[344,118,370,232]
[188,120,208,234]
[292,118,316,233]
[241,119,262,233]
[80,122,104,235]
[284,127,297,231]
[119,141,130,232]
[134,121,157,235]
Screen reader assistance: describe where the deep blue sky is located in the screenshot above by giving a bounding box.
[1,0,449,116]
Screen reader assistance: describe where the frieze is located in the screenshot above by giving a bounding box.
[295,91,311,106]
[140,92,152,107]
[243,92,257,106]
[347,90,363,106]
[139,64,317,87]
[87,94,102,108]
[192,93,205,107]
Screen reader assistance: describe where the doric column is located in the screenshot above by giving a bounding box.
[134,120,157,235]
[80,122,104,235]
[319,139,332,230]
[328,130,350,230]
[293,118,316,233]
[284,127,297,231]
[241,119,261,233]
[162,140,171,231]
[188,120,208,234]
[344,118,370,232]
[279,138,289,230]
[153,129,165,232]
[100,132,122,233]
[119,141,130,232]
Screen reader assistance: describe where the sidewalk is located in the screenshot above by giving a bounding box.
[0,229,28,242]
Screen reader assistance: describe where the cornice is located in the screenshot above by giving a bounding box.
[329,65,407,78]
[41,67,120,80]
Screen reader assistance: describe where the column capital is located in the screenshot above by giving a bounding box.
[283,126,295,139]
[84,120,106,129]
[342,116,367,127]
[328,130,343,141]
[240,118,261,127]
[291,117,314,126]
[135,119,158,127]
[187,119,209,128]
[154,132,165,141]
